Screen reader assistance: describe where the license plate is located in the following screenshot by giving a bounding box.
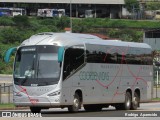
[30,99,39,103]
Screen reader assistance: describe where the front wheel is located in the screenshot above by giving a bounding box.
[68,93,81,112]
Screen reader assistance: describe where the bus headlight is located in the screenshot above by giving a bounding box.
[48,91,60,96]
[14,92,22,97]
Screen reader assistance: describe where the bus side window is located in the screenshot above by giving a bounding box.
[63,45,85,80]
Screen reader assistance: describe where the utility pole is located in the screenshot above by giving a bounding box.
[70,0,72,33]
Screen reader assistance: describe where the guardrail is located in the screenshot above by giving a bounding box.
[0,83,13,103]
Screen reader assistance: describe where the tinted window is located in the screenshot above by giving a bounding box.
[63,45,85,80]
[86,44,152,65]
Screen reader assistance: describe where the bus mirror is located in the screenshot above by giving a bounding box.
[58,47,64,63]
[4,47,17,63]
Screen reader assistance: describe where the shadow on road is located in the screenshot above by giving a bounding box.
[41,109,125,117]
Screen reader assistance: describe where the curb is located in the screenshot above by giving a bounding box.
[0,107,29,110]
[149,100,160,103]
[0,74,12,76]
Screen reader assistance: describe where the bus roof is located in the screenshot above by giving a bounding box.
[21,32,152,49]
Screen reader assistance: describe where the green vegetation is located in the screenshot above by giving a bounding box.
[0,16,160,74]
[124,0,139,12]
[146,2,160,10]
[0,103,15,109]
[152,98,160,101]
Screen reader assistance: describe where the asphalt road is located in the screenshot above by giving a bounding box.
[0,102,160,120]
[41,102,160,117]
[1,102,160,117]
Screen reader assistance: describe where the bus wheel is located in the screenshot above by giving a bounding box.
[30,107,41,113]
[68,93,81,112]
[131,92,139,110]
[124,92,132,110]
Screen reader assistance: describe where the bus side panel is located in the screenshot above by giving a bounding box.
[61,79,73,105]
[61,63,153,105]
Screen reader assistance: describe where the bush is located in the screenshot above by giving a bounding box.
[0,28,22,44]
[146,2,160,10]
[0,17,14,26]
[108,28,143,42]
[0,44,15,74]
[12,15,30,29]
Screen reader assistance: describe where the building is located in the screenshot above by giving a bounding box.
[0,0,125,18]
[143,29,160,50]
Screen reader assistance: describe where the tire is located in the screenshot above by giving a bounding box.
[68,93,81,112]
[123,92,132,110]
[84,105,102,112]
[115,92,132,110]
[131,92,139,110]
[30,107,41,113]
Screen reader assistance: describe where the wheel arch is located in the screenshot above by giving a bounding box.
[126,88,132,99]
[75,89,83,103]
[134,88,140,100]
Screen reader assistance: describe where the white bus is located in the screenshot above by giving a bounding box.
[37,9,65,18]
[0,7,26,17]
[5,33,153,113]
[85,10,94,18]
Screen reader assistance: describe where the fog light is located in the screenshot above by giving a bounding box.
[14,92,22,97]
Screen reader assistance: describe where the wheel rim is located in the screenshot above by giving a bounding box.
[133,97,138,107]
[125,92,131,110]
[74,98,79,109]
[126,97,131,107]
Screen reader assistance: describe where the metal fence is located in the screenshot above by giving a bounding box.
[0,83,13,103]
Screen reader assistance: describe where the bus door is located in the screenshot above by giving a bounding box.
[62,44,85,102]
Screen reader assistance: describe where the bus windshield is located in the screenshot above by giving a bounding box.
[14,45,60,86]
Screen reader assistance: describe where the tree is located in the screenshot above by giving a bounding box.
[146,2,160,10]
[125,0,139,12]
[12,15,30,29]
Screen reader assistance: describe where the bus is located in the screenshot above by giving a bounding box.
[5,32,153,113]
[37,9,65,18]
[10,8,26,16]
[0,8,10,16]
[85,10,94,18]
[0,7,26,17]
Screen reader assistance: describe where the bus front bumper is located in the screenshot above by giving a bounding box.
[14,96,61,107]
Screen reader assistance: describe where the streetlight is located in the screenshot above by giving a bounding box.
[70,0,72,32]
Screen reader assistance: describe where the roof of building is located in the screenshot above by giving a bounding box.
[1,0,125,4]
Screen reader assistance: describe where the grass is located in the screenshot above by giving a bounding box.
[0,103,15,109]
[152,98,160,101]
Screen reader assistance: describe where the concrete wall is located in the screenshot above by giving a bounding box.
[144,38,160,50]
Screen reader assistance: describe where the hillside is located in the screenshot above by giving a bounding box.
[0,16,159,74]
